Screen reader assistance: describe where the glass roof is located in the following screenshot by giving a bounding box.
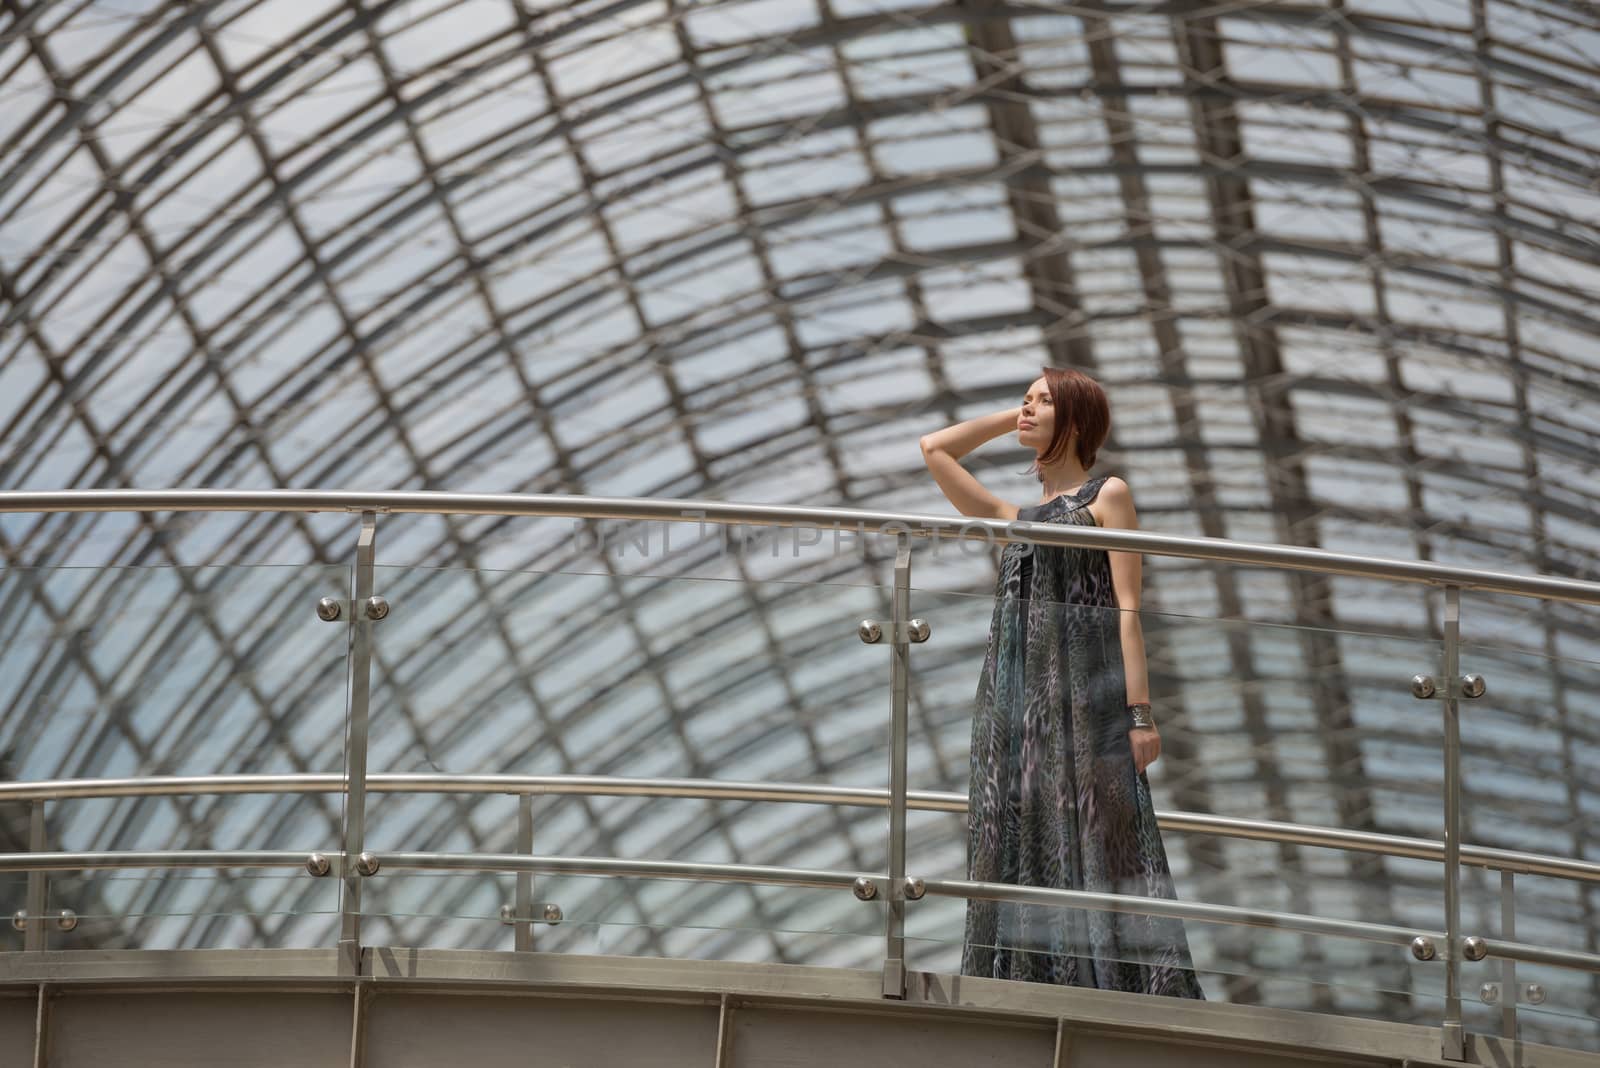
[1,0,1599,1043]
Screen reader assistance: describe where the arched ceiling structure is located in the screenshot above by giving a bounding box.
[2,0,1599,1047]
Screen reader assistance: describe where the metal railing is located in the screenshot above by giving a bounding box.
[3,489,1600,1060]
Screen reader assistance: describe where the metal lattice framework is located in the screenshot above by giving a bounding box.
[2,0,1599,1046]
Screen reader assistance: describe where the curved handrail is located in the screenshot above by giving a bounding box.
[1,772,1596,885]
[0,850,315,872]
[1,488,1597,604]
[8,843,1599,975]
[384,851,1436,951]
[0,846,1439,951]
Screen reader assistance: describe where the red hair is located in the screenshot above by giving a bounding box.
[1033,366,1110,473]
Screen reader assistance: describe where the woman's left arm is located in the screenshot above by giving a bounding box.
[1096,477,1161,775]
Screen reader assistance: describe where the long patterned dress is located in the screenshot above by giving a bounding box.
[961,474,1205,998]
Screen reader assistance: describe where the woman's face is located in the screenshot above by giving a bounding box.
[1017,376,1054,451]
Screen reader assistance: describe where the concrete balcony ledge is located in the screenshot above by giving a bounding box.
[0,949,1591,1068]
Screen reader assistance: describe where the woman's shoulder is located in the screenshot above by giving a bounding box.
[1083,474,1137,527]
[1082,473,1131,503]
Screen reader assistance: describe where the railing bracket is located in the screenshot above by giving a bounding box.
[498,903,562,925]
[1479,981,1545,1006]
[1409,674,1487,701]
[857,618,929,644]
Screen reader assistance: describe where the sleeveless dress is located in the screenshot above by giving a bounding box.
[960,474,1206,998]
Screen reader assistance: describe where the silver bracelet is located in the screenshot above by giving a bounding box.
[1127,703,1156,730]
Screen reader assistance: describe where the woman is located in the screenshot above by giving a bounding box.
[918,366,1204,998]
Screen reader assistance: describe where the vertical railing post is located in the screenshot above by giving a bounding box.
[882,535,913,998]
[24,802,46,952]
[1499,869,1517,1041]
[339,512,379,976]
[1441,585,1464,1060]
[515,794,534,952]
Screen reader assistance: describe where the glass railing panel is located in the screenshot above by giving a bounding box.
[1457,604,1600,1052]
[1459,942,1600,1053]
[905,581,1449,1026]
[910,897,1458,1019]
[46,869,340,951]
[357,875,886,965]
[0,874,24,950]
[359,564,894,954]
[0,563,352,949]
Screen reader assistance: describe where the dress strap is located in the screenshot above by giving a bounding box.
[1075,474,1115,504]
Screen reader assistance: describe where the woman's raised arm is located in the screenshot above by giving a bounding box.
[919,408,1022,520]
